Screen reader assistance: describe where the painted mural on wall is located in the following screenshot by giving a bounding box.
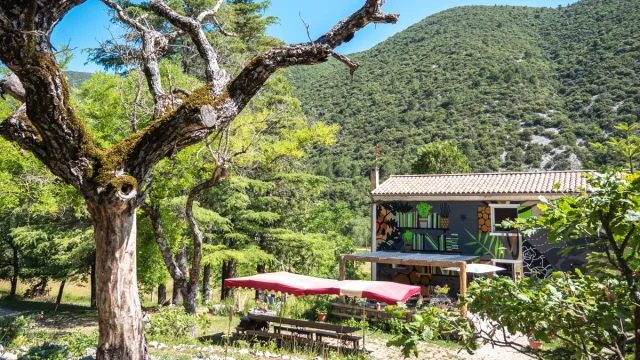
[376,201,522,259]
[375,200,589,282]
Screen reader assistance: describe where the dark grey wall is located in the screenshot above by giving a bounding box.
[375,200,589,280]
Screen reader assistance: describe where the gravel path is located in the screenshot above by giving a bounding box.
[365,333,531,360]
[0,308,20,318]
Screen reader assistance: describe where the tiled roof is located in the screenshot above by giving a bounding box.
[372,171,593,196]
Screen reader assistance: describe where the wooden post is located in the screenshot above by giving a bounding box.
[362,300,366,353]
[339,255,346,303]
[459,262,467,318]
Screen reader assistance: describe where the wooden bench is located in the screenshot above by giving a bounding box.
[273,325,314,339]
[314,330,362,348]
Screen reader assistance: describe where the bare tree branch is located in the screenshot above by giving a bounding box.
[0,72,25,102]
[196,0,225,23]
[140,203,186,281]
[330,50,359,79]
[101,0,178,118]
[149,0,230,92]
[0,106,44,159]
[210,17,235,37]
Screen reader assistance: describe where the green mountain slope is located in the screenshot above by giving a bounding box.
[288,0,640,181]
[64,71,93,89]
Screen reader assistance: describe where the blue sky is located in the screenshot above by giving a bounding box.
[52,0,577,73]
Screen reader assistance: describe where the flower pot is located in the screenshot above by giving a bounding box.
[528,339,543,349]
[440,217,449,229]
[419,218,428,228]
[317,313,328,322]
[405,243,412,252]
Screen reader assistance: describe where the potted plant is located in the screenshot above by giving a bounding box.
[316,300,331,322]
[416,203,432,228]
[403,231,414,252]
[528,336,543,349]
[526,328,543,349]
[440,203,451,229]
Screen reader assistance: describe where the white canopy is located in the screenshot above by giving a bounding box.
[443,263,506,274]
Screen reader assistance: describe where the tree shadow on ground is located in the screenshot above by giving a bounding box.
[0,297,98,331]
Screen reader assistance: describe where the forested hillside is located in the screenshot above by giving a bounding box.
[288,0,640,207]
[64,71,93,88]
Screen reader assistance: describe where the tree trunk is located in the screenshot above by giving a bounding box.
[172,246,187,305]
[157,284,167,305]
[40,278,48,292]
[90,257,97,309]
[173,279,183,305]
[55,278,66,313]
[202,264,212,304]
[221,260,236,301]
[182,284,198,314]
[89,203,148,360]
[633,305,640,360]
[10,245,18,297]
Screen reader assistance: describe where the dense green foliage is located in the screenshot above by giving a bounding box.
[288,0,640,213]
[464,273,633,359]
[387,306,477,358]
[410,140,471,174]
[64,71,93,89]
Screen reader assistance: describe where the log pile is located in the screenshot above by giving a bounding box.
[394,265,432,296]
[477,206,491,233]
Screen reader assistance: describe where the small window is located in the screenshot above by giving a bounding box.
[490,205,519,233]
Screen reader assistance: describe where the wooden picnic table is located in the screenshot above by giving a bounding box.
[237,315,363,350]
[246,315,360,334]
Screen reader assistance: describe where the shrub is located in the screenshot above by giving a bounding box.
[387,307,477,357]
[0,316,39,347]
[145,308,199,342]
[24,343,67,360]
[63,331,98,357]
[463,272,633,359]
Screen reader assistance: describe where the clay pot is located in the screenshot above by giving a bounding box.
[405,244,412,252]
[317,313,328,322]
[528,339,543,349]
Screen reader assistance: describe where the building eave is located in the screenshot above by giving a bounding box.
[371,193,572,202]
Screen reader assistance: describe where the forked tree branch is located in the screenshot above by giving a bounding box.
[0,0,98,195]
[101,0,178,118]
[124,0,398,181]
[0,0,398,205]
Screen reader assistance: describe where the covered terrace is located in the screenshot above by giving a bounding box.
[338,251,480,315]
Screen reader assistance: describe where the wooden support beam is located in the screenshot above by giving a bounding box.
[459,262,467,318]
[339,255,346,303]
[340,254,468,269]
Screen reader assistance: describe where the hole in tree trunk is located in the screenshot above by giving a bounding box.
[121,183,133,195]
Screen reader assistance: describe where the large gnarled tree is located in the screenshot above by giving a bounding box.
[0,0,398,358]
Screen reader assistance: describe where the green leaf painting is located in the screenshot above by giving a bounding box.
[464,230,505,259]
